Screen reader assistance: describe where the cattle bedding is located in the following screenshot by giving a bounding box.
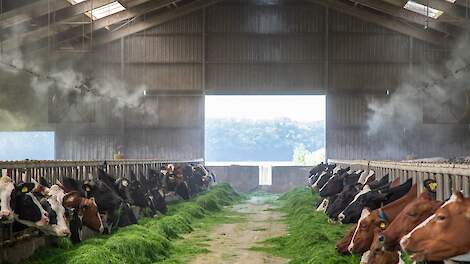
[24,184,241,264]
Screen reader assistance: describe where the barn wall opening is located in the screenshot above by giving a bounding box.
[0,132,55,161]
[205,95,325,185]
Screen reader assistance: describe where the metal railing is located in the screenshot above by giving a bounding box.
[1,159,203,184]
[329,159,470,201]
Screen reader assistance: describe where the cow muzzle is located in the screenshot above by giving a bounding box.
[37,214,50,227]
[338,213,345,222]
[0,210,13,222]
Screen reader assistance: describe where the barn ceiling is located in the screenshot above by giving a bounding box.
[0,0,468,53]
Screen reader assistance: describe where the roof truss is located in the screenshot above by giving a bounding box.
[0,0,467,53]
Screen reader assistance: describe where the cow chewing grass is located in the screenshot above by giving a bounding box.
[23,184,241,264]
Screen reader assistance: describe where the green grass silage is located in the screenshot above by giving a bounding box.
[25,184,241,264]
[253,187,361,264]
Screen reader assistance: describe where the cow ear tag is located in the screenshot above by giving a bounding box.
[122,180,129,187]
[379,222,387,230]
[429,182,438,192]
[21,186,29,193]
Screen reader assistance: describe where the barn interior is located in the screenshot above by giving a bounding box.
[0,0,470,263]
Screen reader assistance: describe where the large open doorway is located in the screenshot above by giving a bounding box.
[0,132,55,160]
[205,95,325,185]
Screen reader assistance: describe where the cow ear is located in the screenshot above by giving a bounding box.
[424,179,438,193]
[82,183,93,193]
[40,177,50,188]
[17,182,35,193]
[452,191,465,202]
[361,208,371,219]
[56,180,65,190]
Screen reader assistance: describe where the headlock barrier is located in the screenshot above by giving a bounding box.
[330,159,470,201]
[0,159,202,184]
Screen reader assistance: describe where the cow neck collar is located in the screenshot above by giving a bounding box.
[378,208,389,224]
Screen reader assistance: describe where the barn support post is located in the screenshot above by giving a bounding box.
[324,6,329,162]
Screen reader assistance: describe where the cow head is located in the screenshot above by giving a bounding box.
[319,170,348,197]
[82,179,121,213]
[11,182,49,228]
[367,232,400,264]
[326,184,359,220]
[63,191,104,233]
[348,208,378,254]
[115,177,134,203]
[336,224,357,255]
[0,176,15,223]
[32,180,71,237]
[127,174,148,208]
[380,184,442,250]
[400,191,470,262]
[338,186,385,224]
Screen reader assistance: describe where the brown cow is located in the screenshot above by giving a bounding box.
[400,192,470,262]
[380,190,443,250]
[336,224,357,255]
[63,191,104,233]
[367,232,401,264]
[348,184,417,254]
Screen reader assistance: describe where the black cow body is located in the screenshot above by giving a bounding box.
[325,184,359,219]
[338,178,413,224]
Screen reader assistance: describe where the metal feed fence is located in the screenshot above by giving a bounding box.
[329,160,470,201]
[0,159,203,184]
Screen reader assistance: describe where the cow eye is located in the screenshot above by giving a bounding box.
[406,212,417,218]
[437,215,447,221]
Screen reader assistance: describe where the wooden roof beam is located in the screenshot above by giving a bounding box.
[308,0,455,48]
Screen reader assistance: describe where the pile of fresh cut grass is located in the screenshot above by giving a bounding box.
[25,184,241,264]
[252,187,361,264]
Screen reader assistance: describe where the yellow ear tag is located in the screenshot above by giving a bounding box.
[85,186,91,192]
[429,182,438,191]
[380,222,387,230]
[21,186,29,193]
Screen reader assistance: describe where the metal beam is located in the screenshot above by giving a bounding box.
[307,0,454,48]
[13,0,178,53]
[413,0,470,26]
[0,0,116,41]
[351,0,461,37]
[91,0,223,46]
[0,0,69,29]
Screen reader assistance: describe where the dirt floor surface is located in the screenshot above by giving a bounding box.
[190,196,288,264]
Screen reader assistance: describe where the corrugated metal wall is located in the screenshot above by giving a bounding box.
[53,0,465,161]
[325,10,462,160]
[206,2,326,94]
[56,12,205,161]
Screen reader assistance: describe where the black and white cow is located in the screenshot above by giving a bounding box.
[82,169,137,232]
[10,181,50,229]
[31,178,70,237]
[337,177,413,224]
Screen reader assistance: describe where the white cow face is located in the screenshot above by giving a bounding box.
[0,176,15,223]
